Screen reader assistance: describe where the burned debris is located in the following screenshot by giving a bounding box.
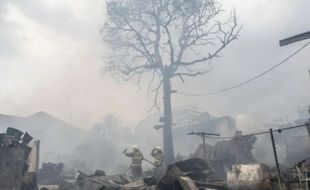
[1,107,310,190]
[37,162,65,185]
[227,163,273,190]
[286,157,310,189]
[0,127,38,190]
[1,121,310,190]
[191,131,257,179]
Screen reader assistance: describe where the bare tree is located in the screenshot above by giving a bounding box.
[101,0,240,165]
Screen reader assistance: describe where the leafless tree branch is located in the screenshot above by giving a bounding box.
[102,0,241,110]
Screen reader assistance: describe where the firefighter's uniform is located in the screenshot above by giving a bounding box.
[151,146,163,167]
[123,146,143,178]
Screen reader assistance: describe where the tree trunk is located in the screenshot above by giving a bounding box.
[162,72,175,165]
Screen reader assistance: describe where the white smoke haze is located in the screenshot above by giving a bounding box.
[0,0,310,173]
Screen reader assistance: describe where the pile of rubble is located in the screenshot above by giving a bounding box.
[1,127,309,190]
[51,158,213,190]
[54,144,307,190]
[36,159,310,190]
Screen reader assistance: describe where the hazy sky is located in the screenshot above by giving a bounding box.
[0,0,310,129]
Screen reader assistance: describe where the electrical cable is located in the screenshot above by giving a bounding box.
[177,41,310,97]
[188,123,308,140]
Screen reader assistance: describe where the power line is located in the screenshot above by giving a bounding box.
[177,41,310,97]
[195,123,308,140]
[251,65,310,83]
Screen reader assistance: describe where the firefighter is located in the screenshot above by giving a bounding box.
[123,145,143,178]
[151,146,163,167]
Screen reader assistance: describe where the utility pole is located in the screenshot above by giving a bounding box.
[307,106,310,138]
[280,31,310,138]
[188,132,220,162]
[279,31,310,46]
[269,128,283,190]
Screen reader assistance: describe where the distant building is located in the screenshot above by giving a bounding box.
[0,111,89,166]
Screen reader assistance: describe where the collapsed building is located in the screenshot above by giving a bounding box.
[0,127,39,190]
[192,131,257,179]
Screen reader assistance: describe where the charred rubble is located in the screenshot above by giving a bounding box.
[51,157,309,190]
[1,126,310,190]
[192,130,257,180]
[0,127,38,190]
[35,141,310,190]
